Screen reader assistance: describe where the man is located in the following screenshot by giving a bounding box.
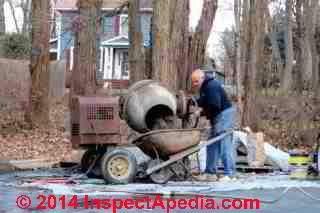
[191,67,237,182]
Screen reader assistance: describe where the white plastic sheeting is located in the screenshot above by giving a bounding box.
[198,130,290,172]
[20,175,320,195]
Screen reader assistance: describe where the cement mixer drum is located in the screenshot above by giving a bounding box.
[119,80,178,133]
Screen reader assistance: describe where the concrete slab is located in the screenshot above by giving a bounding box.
[0,159,59,172]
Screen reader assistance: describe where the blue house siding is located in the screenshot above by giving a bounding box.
[57,11,152,58]
[141,14,152,47]
[57,12,76,60]
[55,9,152,81]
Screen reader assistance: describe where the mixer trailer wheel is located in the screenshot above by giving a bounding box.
[148,159,174,184]
[81,149,104,178]
[100,148,137,184]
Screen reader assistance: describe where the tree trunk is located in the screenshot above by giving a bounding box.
[172,0,189,91]
[152,0,189,92]
[234,0,242,105]
[241,0,259,131]
[308,0,319,93]
[0,0,5,34]
[294,0,304,93]
[189,0,218,76]
[255,0,266,90]
[266,7,283,88]
[22,0,31,34]
[128,0,145,85]
[24,0,51,128]
[152,0,170,88]
[7,0,20,33]
[281,0,293,94]
[70,0,101,108]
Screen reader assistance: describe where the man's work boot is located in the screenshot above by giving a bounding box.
[218,176,237,182]
[207,174,218,181]
[193,174,218,182]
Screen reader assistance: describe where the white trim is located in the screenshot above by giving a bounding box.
[50,49,57,53]
[55,7,153,11]
[101,35,129,45]
[104,43,129,46]
[119,14,128,35]
[56,16,62,60]
[104,47,109,79]
[100,47,103,72]
[55,8,78,11]
[70,46,74,70]
[109,48,114,79]
[50,38,58,43]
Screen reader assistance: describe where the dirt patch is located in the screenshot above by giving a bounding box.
[0,94,72,161]
[257,95,320,152]
[0,91,134,161]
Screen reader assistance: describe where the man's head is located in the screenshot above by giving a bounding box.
[191,69,205,91]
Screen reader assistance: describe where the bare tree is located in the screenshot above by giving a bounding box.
[7,0,20,33]
[21,0,31,34]
[152,0,189,91]
[266,2,283,88]
[0,0,5,34]
[128,0,145,85]
[170,0,189,91]
[255,0,267,90]
[234,0,242,105]
[241,0,267,130]
[24,0,51,128]
[280,0,293,93]
[70,0,102,107]
[306,0,319,93]
[189,0,218,74]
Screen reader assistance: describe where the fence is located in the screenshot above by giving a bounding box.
[0,58,66,111]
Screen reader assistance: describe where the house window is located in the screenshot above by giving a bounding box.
[103,17,113,33]
[120,15,128,35]
[122,52,129,77]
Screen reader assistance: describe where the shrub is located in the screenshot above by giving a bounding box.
[0,33,30,60]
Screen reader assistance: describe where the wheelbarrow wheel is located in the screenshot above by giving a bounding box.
[100,148,137,184]
[148,159,174,184]
[81,149,104,178]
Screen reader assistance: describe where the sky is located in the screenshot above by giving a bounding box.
[189,0,234,59]
[4,0,235,59]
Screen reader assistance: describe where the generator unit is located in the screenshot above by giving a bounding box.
[70,96,128,149]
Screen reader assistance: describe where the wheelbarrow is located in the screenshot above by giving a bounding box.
[132,128,233,184]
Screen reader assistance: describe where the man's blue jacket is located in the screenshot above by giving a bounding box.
[196,76,232,122]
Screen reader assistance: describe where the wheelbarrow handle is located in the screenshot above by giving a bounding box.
[145,130,233,175]
[199,130,234,148]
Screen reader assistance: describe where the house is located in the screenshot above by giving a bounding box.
[53,0,153,85]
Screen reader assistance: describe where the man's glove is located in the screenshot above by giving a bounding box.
[187,96,198,106]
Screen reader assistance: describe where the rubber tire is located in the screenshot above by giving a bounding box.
[100,148,137,184]
[81,149,104,178]
[148,159,173,184]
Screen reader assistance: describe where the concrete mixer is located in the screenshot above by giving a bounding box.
[69,80,224,184]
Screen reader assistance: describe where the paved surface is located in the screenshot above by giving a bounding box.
[0,169,319,213]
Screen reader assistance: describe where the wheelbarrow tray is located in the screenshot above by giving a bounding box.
[144,131,233,176]
[132,128,203,159]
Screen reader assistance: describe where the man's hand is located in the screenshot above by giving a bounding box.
[183,110,201,128]
[194,109,201,117]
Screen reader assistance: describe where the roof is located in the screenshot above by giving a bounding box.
[101,35,150,48]
[55,0,153,10]
[101,35,129,47]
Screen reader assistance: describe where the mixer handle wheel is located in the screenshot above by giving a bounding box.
[148,159,174,184]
